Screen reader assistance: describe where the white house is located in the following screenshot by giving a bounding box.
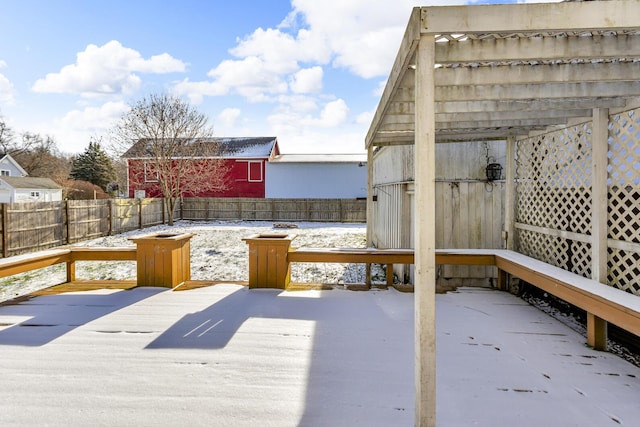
[0,177,63,203]
[265,154,367,199]
[0,153,28,177]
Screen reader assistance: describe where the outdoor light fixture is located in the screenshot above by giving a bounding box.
[486,163,503,181]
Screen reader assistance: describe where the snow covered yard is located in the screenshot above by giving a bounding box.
[0,220,382,303]
[1,221,640,425]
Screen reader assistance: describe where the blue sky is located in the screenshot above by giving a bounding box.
[0,0,557,155]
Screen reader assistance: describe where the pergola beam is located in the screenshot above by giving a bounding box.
[435,109,592,123]
[422,1,640,34]
[436,34,640,64]
[436,62,640,86]
[434,98,628,114]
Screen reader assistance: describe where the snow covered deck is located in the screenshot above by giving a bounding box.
[1,284,639,426]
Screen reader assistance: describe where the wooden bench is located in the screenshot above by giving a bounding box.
[435,248,640,351]
[292,247,640,351]
[66,247,138,282]
[0,247,137,284]
[0,248,72,278]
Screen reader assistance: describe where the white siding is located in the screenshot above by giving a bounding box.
[266,162,367,198]
[13,189,62,202]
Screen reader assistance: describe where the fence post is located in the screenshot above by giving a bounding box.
[107,199,113,236]
[138,198,143,229]
[1,204,7,258]
[65,200,71,244]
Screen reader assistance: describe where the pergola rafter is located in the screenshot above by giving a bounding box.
[366,2,640,149]
[365,2,640,426]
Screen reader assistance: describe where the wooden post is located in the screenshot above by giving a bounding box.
[107,199,113,236]
[589,107,609,350]
[65,200,71,244]
[415,31,437,427]
[366,146,374,247]
[504,137,516,251]
[138,198,143,229]
[2,204,8,258]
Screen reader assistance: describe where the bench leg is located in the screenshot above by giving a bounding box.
[386,264,393,287]
[66,260,76,283]
[587,313,608,351]
[497,268,507,291]
[365,263,372,289]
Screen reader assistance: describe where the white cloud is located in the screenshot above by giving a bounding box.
[269,98,349,133]
[172,0,474,140]
[277,94,318,114]
[208,56,289,101]
[217,108,242,128]
[290,66,323,94]
[287,0,418,79]
[0,74,15,106]
[171,24,329,105]
[32,40,185,97]
[356,109,374,125]
[58,101,128,131]
[313,98,349,127]
[172,79,228,104]
[0,60,16,105]
[48,101,128,152]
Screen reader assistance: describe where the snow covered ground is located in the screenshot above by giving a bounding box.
[2,221,640,425]
[0,220,380,303]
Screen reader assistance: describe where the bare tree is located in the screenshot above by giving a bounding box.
[113,93,228,225]
[0,120,70,179]
[0,117,15,152]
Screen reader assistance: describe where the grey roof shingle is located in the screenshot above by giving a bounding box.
[0,177,62,189]
[122,137,278,159]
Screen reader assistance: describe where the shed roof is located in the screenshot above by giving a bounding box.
[123,137,278,159]
[0,177,61,190]
[269,154,366,164]
[366,1,640,147]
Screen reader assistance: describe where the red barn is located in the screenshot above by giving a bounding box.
[123,137,279,198]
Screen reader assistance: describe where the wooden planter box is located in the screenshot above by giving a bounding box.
[129,233,194,288]
[242,234,296,289]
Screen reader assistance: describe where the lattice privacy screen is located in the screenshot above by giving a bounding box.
[515,107,640,295]
[515,123,593,278]
[608,109,640,294]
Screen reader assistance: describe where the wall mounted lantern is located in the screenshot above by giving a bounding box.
[486,163,503,181]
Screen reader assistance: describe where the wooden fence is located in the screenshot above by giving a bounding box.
[0,197,366,257]
[180,198,366,223]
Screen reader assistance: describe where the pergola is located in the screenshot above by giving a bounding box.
[365,1,640,425]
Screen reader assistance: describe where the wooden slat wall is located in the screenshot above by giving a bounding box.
[371,141,506,284]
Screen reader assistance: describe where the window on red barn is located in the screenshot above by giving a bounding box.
[248,161,263,182]
[144,162,159,182]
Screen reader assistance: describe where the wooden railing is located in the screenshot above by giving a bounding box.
[0,247,137,285]
[2,242,639,355]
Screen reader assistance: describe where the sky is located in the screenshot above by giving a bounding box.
[0,0,560,156]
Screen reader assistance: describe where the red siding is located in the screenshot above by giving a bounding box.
[127,158,267,198]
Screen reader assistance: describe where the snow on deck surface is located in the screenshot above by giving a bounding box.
[0,285,638,426]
